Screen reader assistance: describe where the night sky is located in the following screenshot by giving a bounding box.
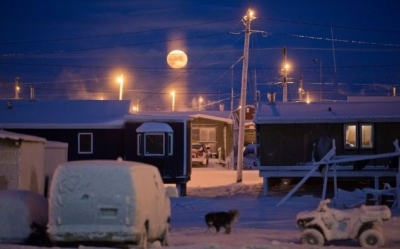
[1,0,399,111]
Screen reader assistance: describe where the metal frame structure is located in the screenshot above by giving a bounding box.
[258,140,400,208]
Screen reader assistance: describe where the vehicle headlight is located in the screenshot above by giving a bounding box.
[297,217,315,227]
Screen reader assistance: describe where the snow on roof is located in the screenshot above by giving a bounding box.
[125,110,232,124]
[347,96,400,102]
[255,101,400,124]
[136,122,173,133]
[0,129,46,143]
[0,99,131,129]
[125,113,191,123]
[191,113,233,124]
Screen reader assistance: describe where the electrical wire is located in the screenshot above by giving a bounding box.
[0,18,238,45]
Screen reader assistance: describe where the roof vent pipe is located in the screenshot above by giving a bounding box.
[328,107,332,112]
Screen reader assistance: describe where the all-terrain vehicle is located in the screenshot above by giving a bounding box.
[296,199,391,248]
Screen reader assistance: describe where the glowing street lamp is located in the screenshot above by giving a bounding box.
[117,74,124,100]
[171,91,175,111]
[198,96,203,111]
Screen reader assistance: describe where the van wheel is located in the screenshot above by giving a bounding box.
[160,225,170,246]
[138,230,148,249]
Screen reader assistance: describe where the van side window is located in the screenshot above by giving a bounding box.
[78,133,93,154]
[144,133,164,156]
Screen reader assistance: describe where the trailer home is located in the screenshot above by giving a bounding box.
[255,101,400,197]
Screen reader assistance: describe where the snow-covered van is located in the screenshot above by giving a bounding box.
[47,160,171,248]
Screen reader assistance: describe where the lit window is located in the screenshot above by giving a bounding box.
[78,133,93,154]
[144,133,164,156]
[344,124,374,149]
[361,124,373,148]
[344,124,357,148]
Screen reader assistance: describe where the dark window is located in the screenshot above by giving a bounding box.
[78,133,93,154]
[145,133,164,156]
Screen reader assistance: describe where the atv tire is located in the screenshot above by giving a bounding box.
[359,229,385,248]
[301,229,325,246]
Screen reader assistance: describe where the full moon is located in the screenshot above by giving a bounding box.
[167,50,188,69]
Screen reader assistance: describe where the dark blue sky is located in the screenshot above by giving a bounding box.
[1,0,399,110]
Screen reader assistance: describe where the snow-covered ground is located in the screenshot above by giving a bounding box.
[166,160,400,249]
[1,159,399,249]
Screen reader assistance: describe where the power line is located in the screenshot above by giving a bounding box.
[0,32,228,57]
[259,17,400,34]
[273,32,400,47]
[0,18,238,45]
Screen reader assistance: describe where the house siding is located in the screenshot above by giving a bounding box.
[257,122,400,166]
[6,128,125,161]
[124,121,191,184]
[192,117,233,160]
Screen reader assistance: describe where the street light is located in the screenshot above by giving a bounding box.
[117,74,124,100]
[281,47,290,103]
[198,96,203,111]
[171,91,175,111]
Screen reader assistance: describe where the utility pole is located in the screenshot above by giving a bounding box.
[230,68,234,113]
[298,75,304,102]
[311,58,322,101]
[237,9,255,182]
[319,60,322,101]
[15,76,20,99]
[282,47,288,103]
[253,70,257,107]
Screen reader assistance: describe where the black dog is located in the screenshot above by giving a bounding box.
[205,209,239,234]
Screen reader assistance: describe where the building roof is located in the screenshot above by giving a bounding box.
[0,129,46,143]
[0,99,131,129]
[125,110,233,124]
[136,122,173,133]
[255,101,400,124]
